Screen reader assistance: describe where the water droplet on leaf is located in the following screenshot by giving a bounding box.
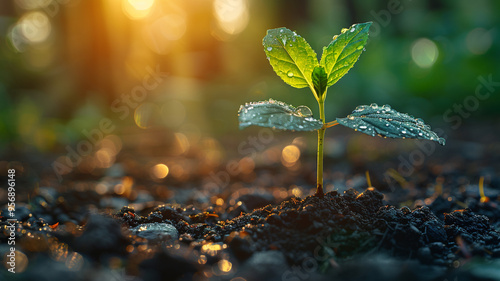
[287,71,294,77]
[295,106,312,117]
[267,47,272,51]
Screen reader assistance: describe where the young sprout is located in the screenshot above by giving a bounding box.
[365,171,372,188]
[238,22,445,197]
[479,176,489,203]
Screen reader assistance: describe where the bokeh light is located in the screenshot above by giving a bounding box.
[143,13,187,54]
[3,250,29,273]
[213,0,249,38]
[134,103,160,129]
[218,259,232,273]
[282,145,300,167]
[174,132,190,155]
[466,28,492,55]
[411,38,438,68]
[65,252,84,271]
[123,0,155,20]
[19,11,51,43]
[152,163,169,179]
[238,157,255,174]
[15,0,52,10]
[9,24,27,52]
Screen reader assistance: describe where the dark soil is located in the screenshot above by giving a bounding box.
[2,184,500,281]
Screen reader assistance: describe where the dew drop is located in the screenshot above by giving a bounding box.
[287,71,294,77]
[267,47,272,51]
[280,29,284,33]
[418,132,423,136]
[350,27,355,32]
[357,46,364,50]
[401,130,407,134]
[341,28,348,33]
[359,125,367,130]
[295,105,312,117]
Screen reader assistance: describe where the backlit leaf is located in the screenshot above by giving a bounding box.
[238,99,323,131]
[263,28,319,90]
[320,22,371,87]
[336,103,446,145]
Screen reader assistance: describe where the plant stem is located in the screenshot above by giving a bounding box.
[316,98,326,197]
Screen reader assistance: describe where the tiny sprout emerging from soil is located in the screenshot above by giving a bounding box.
[238,22,445,197]
[479,176,489,203]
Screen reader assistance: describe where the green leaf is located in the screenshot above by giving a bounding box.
[336,103,446,145]
[320,22,372,87]
[312,66,328,99]
[238,99,323,131]
[263,28,319,90]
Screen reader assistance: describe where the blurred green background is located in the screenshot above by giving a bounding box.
[0,0,499,183]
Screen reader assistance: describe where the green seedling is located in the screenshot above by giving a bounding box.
[238,22,445,197]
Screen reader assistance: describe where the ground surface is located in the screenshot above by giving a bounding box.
[1,123,500,281]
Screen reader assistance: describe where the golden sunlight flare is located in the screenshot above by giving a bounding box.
[123,0,155,20]
[212,0,249,38]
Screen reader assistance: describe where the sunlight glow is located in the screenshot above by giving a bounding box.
[213,0,249,37]
[143,14,187,54]
[123,0,155,20]
[128,0,154,10]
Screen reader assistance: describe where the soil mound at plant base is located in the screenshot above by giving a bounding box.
[117,188,500,268]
